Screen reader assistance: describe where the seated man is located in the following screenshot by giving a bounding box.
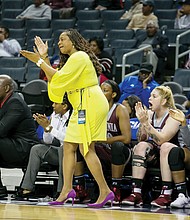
[16,0,52,20]
[0,75,39,197]
[0,25,21,57]
[126,0,158,30]
[16,94,73,198]
[135,20,169,83]
[118,62,159,108]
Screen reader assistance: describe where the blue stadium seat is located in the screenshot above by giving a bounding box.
[0,67,26,83]
[2,18,25,28]
[51,19,76,31]
[76,19,103,31]
[76,10,100,20]
[101,10,125,21]
[107,29,135,41]
[80,29,106,40]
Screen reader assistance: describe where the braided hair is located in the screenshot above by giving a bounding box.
[57,29,102,76]
[62,93,73,127]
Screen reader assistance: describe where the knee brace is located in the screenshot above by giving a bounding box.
[111,142,131,165]
[168,147,185,171]
[132,155,147,168]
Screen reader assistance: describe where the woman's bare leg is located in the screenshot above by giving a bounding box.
[81,142,111,204]
[56,142,78,202]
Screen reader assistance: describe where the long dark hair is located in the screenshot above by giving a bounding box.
[103,80,121,102]
[57,29,102,76]
[124,95,142,118]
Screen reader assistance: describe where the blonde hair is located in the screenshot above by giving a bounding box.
[155,85,176,109]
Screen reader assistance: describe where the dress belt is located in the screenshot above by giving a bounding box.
[67,84,97,94]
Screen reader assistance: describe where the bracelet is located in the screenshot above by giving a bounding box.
[36,58,44,67]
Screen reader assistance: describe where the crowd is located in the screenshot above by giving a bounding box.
[0,0,190,211]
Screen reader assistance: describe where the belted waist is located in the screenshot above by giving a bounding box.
[67,84,97,94]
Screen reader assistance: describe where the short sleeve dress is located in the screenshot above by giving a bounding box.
[48,51,109,155]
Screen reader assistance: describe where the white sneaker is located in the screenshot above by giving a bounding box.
[170,193,189,208]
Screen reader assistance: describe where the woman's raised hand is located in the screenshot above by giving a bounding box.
[20,49,40,63]
[135,102,149,124]
[34,36,48,58]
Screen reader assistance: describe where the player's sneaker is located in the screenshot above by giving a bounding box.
[151,194,171,208]
[110,186,121,205]
[170,193,190,208]
[121,192,143,207]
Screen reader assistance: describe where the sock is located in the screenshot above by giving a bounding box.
[112,178,122,188]
[175,182,188,197]
[74,175,86,188]
[162,181,173,195]
[132,178,143,194]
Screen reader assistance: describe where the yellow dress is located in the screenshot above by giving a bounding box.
[48,51,109,155]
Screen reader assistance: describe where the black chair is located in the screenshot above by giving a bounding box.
[173,68,190,92]
[0,57,26,68]
[9,28,26,39]
[73,0,95,10]
[107,29,135,41]
[25,66,41,83]
[155,9,177,20]
[174,94,188,105]
[1,18,25,28]
[21,79,50,115]
[0,67,26,84]
[76,19,103,31]
[2,0,25,9]
[100,9,125,21]
[110,39,137,49]
[159,19,175,29]
[26,28,53,43]
[51,19,76,31]
[25,19,50,29]
[175,103,188,114]
[1,9,23,19]
[162,81,183,94]
[155,0,173,9]
[104,20,129,30]
[80,29,106,40]
[76,10,100,20]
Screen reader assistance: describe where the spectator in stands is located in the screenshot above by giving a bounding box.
[16,93,73,199]
[16,0,52,20]
[174,0,190,29]
[126,0,158,30]
[122,85,181,207]
[0,26,21,57]
[120,0,142,21]
[122,95,142,142]
[150,108,190,208]
[94,0,123,10]
[118,62,159,108]
[0,75,39,198]
[45,0,71,9]
[135,20,169,84]
[89,37,114,85]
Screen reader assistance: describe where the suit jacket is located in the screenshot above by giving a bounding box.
[135,31,169,59]
[0,92,39,162]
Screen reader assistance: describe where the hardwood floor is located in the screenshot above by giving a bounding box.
[0,202,189,220]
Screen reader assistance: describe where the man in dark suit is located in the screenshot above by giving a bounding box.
[0,75,39,197]
[135,20,169,84]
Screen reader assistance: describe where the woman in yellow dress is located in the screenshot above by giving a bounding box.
[20,29,114,208]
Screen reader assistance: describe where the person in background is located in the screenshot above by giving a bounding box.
[16,94,73,199]
[89,36,114,85]
[175,0,190,29]
[120,0,142,21]
[135,20,169,84]
[45,0,71,9]
[94,0,123,10]
[0,26,21,57]
[20,29,114,208]
[122,95,142,143]
[0,75,39,198]
[118,62,159,108]
[16,0,52,20]
[126,0,158,31]
[151,109,190,208]
[122,86,180,207]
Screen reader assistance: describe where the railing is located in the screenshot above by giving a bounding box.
[121,45,153,81]
[175,29,190,70]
